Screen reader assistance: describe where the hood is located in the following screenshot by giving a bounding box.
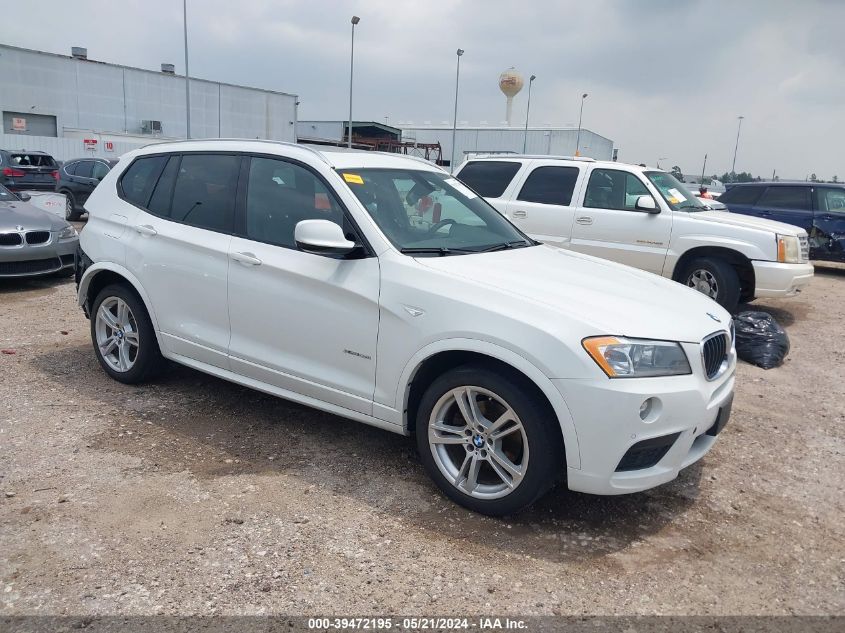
[416,245,731,343]
[691,210,805,236]
[0,200,67,232]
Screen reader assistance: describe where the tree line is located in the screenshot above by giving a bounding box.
[670,165,839,185]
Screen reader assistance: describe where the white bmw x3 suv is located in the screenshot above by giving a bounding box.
[77,140,735,515]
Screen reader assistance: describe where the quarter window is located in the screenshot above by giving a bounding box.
[457,161,521,198]
[146,156,181,218]
[170,154,239,232]
[517,166,579,206]
[244,156,345,248]
[120,155,168,207]
[584,169,653,211]
[755,186,811,211]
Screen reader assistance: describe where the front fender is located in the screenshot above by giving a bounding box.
[396,337,582,470]
[77,262,165,350]
[666,233,773,276]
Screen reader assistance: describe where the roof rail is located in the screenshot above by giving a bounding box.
[137,138,333,166]
[469,153,597,162]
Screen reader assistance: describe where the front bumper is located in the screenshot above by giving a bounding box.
[554,341,736,495]
[0,234,78,277]
[752,260,814,298]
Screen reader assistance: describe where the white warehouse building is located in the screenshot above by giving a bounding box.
[0,44,298,161]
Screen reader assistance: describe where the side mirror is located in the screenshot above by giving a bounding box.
[635,195,660,214]
[294,219,357,256]
[18,192,31,202]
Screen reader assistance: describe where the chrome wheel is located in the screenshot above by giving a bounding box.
[95,297,139,373]
[687,268,719,299]
[428,386,528,500]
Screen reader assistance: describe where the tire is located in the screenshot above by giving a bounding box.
[681,257,740,313]
[90,283,165,384]
[63,191,82,221]
[415,365,563,516]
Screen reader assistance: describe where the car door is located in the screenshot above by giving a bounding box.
[501,164,582,248]
[812,187,845,261]
[569,167,671,274]
[121,152,238,370]
[226,155,380,415]
[751,185,813,231]
[70,159,98,204]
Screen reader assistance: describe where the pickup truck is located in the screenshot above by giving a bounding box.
[455,156,813,311]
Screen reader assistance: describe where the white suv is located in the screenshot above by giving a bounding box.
[455,156,813,311]
[77,140,735,515]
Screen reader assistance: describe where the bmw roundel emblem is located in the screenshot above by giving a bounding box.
[472,435,485,448]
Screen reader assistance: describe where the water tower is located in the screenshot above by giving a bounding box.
[499,68,524,126]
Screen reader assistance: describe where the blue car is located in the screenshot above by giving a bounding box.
[719,182,845,262]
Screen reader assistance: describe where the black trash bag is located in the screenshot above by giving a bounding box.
[734,311,790,369]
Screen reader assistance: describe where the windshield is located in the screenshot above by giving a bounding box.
[343,168,534,255]
[644,171,705,211]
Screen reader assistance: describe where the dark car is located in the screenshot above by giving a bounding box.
[56,157,119,220]
[0,150,59,193]
[720,182,845,262]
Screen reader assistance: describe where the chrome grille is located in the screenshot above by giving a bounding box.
[799,235,809,262]
[25,231,50,245]
[0,233,23,247]
[701,331,729,380]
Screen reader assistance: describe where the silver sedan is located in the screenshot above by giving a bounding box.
[0,185,78,278]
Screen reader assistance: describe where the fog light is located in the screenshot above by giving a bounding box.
[639,399,653,419]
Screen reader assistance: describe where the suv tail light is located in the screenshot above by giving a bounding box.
[2,167,25,178]
[52,170,59,181]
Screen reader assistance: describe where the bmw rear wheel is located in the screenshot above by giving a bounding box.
[415,365,563,515]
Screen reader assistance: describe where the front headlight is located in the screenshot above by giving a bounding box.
[583,336,692,378]
[776,234,801,263]
[58,225,78,240]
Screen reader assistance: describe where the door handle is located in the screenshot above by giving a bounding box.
[575,216,593,225]
[230,251,262,266]
[134,224,157,236]
[511,210,527,218]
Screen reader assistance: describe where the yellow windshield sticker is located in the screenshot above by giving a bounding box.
[343,173,364,184]
[668,197,679,204]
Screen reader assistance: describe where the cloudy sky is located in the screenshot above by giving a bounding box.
[3,0,843,179]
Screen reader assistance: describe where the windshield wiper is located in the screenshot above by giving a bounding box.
[476,240,533,253]
[399,246,474,256]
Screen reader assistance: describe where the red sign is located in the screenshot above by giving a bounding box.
[104,141,114,152]
[12,117,26,131]
[83,138,98,150]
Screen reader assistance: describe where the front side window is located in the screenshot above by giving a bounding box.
[819,188,845,213]
[120,155,168,207]
[585,169,660,211]
[343,168,532,255]
[457,161,521,198]
[517,166,580,206]
[244,157,346,248]
[644,171,705,211]
[170,154,239,232]
[755,186,811,211]
[92,161,110,180]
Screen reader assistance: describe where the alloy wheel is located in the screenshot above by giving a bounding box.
[687,268,719,299]
[95,297,140,372]
[428,386,528,499]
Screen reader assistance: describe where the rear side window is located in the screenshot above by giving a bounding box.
[755,186,811,211]
[120,156,168,207]
[75,160,94,178]
[720,185,763,205]
[517,166,580,206]
[457,161,521,198]
[170,154,239,232]
[92,161,110,180]
[146,156,181,217]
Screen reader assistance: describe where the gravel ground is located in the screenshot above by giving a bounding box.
[1,240,843,616]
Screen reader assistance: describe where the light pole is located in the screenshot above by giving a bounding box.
[522,74,536,154]
[731,115,745,174]
[450,48,464,172]
[348,15,360,148]
[183,0,191,139]
[575,92,588,156]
